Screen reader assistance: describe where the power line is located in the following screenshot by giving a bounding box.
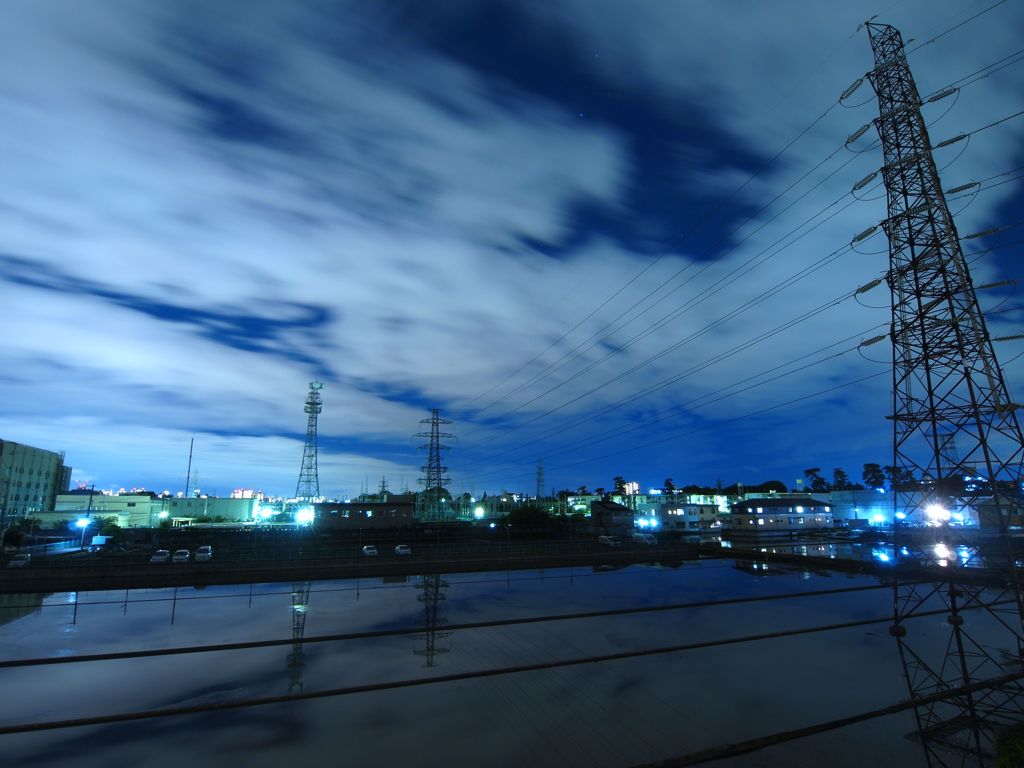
[0,600,1006,736]
[0,583,889,670]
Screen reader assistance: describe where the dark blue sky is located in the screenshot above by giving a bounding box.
[2,0,1023,497]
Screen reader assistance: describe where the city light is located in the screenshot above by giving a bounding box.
[871,513,885,525]
[925,503,951,524]
[295,508,315,525]
[158,511,169,519]
[473,506,485,519]
[74,517,90,529]
[895,511,906,520]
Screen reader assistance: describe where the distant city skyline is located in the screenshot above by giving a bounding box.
[3,1,1023,497]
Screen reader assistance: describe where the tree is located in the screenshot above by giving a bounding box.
[862,463,886,489]
[613,476,626,494]
[832,467,852,491]
[750,480,787,494]
[663,478,676,495]
[803,468,829,493]
[884,466,919,491]
[594,487,607,499]
[576,485,589,496]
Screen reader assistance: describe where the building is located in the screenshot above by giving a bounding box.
[314,495,416,529]
[728,497,834,535]
[38,493,260,529]
[0,439,72,522]
[590,500,634,534]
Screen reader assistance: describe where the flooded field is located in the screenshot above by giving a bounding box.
[0,559,1004,767]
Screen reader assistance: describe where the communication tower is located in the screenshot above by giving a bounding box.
[295,381,324,500]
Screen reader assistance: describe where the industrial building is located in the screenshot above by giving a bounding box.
[727,497,833,535]
[314,495,416,529]
[0,439,72,521]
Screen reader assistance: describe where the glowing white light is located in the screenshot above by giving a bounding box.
[473,507,485,519]
[872,513,885,524]
[157,511,169,519]
[295,508,315,525]
[933,543,951,560]
[925,504,951,523]
[895,511,906,520]
[489,522,496,529]
[873,550,890,563]
[637,518,649,528]
[74,518,90,529]
[649,518,659,528]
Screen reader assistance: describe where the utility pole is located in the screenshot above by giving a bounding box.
[536,459,545,502]
[864,21,1024,766]
[416,409,453,521]
[295,381,324,501]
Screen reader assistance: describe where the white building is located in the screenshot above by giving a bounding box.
[0,439,72,520]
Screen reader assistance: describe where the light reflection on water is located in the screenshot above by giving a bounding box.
[0,560,991,767]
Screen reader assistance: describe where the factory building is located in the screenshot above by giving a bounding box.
[0,439,72,520]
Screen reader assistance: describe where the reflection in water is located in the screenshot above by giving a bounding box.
[0,562,996,767]
[0,592,49,628]
[286,582,311,692]
[412,574,449,666]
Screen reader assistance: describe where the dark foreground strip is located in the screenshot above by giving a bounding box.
[0,601,1002,735]
[0,582,885,669]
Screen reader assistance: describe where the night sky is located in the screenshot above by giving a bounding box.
[3,0,1023,498]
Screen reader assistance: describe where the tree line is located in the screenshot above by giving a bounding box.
[554,462,911,500]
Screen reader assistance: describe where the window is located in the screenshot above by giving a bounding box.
[757,518,765,525]
[757,507,763,513]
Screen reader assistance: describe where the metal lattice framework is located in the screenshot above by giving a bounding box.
[536,459,545,501]
[287,581,311,692]
[866,22,1024,766]
[295,381,323,500]
[416,409,453,521]
[411,574,450,667]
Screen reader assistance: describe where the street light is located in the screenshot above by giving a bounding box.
[74,517,91,549]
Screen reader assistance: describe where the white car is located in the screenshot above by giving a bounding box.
[150,549,171,563]
[394,545,412,556]
[361,545,378,557]
[171,549,191,563]
[195,545,213,562]
[7,553,31,568]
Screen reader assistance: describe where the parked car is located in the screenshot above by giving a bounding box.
[598,535,622,547]
[171,549,191,563]
[394,544,412,555]
[150,549,171,563]
[632,532,656,545]
[361,545,378,556]
[195,545,213,562]
[7,553,31,568]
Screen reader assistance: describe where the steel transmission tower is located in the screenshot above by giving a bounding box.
[286,581,311,692]
[866,22,1024,765]
[295,381,324,500]
[411,574,450,666]
[536,459,545,501]
[416,409,453,521]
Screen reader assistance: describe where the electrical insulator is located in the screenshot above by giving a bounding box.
[976,279,1015,291]
[856,278,883,295]
[852,225,878,243]
[933,133,966,149]
[962,226,999,240]
[852,171,878,191]
[926,87,957,103]
[945,181,979,195]
[993,334,1024,343]
[846,124,871,145]
[840,77,865,101]
[859,334,887,348]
